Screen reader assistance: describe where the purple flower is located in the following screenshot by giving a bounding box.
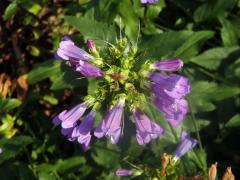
[94,98,125,144]
[71,112,95,151]
[133,108,164,145]
[75,60,103,77]
[52,103,97,151]
[150,73,190,99]
[53,102,88,129]
[116,168,133,177]
[148,61,190,127]
[61,127,75,141]
[55,36,92,61]
[55,36,103,78]
[173,132,197,161]
[141,0,159,4]
[154,95,188,127]
[151,58,183,71]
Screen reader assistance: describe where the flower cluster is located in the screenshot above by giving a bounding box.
[53,36,191,151]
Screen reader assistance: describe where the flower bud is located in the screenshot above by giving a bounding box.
[151,58,183,71]
[208,162,217,180]
[160,153,169,177]
[222,167,235,180]
[87,39,99,57]
[116,168,132,176]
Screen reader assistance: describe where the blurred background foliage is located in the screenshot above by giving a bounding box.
[1,0,240,179]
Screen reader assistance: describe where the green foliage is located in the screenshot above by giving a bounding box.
[0,98,21,112]
[190,47,240,70]
[3,0,18,21]
[0,136,33,164]
[225,114,240,128]
[65,14,116,42]
[1,0,240,179]
[28,60,61,84]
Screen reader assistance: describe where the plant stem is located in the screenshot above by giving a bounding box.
[188,101,203,150]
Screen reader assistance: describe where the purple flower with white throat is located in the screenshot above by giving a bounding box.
[55,36,92,61]
[148,58,190,127]
[141,0,159,4]
[133,108,164,145]
[71,112,95,151]
[173,131,197,161]
[116,168,133,177]
[94,98,125,144]
[151,58,183,71]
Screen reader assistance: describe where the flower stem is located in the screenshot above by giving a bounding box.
[188,101,203,150]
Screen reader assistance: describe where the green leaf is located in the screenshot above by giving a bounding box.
[187,148,207,173]
[193,0,235,22]
[141,22,163,35]
[190,47,239,70]
[29,45,40,57]
[0,136,33,164]
[189,81,240,112]
[210,86,240,101]
[145,5,163,19]
[119,0,139,42]
[91,141,120,168]
[50,64,87,90]
[21,1,41,15]
[225,57,240,78]
[139,30,213,60]
[219,18,238,47]
[37,156,86,174]
[225,114,240,128]
[65,15,116,42]
[0,114,17,138]
[183,118,211,133]
[42,95,58,105]
[38,172,56,180]
[173,31,214,60]
[0,98,22,112]
[139,30,194,59]
[188,81,217,112]
[28,60,61,84]
[3,1,18,21]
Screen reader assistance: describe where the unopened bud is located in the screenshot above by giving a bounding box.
[222,167,235,180]
[160,153,169,177]
[87,39,98,56]
[208,162,217,180]
[115,168,132,177]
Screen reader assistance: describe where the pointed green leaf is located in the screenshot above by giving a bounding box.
[65,15,116,42]
[190,47,239,70]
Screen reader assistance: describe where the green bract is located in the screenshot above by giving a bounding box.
[86,38,151,110]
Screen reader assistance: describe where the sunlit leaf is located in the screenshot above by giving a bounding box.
[3,0,18,21]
